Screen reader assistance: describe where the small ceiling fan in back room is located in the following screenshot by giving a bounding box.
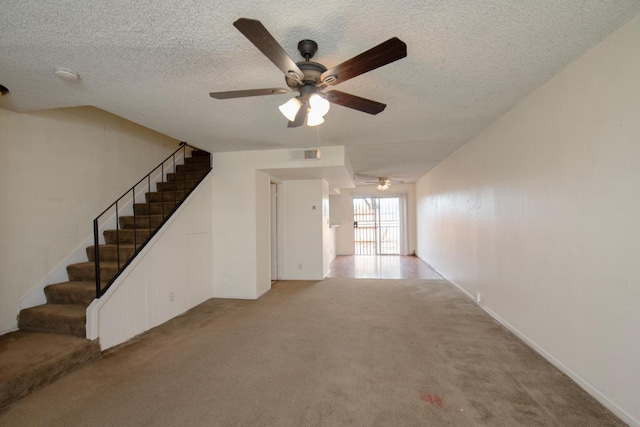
[365,177,404,191]
[210,18,407,127]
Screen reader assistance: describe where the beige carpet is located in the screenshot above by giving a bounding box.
[0,278,624,426]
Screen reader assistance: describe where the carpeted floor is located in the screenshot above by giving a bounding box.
[0,278,624,426]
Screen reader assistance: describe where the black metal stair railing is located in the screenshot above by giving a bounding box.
[93,142,211,298]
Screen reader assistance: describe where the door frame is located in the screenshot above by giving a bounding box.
[269,181,280,281]
[352,195,401,255]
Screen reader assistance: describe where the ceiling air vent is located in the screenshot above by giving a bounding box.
[290,149,321,160]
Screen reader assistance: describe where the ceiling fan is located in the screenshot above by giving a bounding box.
[209,18,407,127]
[364,177,404,191]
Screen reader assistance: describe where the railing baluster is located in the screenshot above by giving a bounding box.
[115,200,120,269]
[132,187,136,256]
[147,174,151,245]
[173,153,176,207]
[94,219,100,297]
[183,144,188,197]
[161,162,165,221]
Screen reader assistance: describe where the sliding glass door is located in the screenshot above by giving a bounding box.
[353,196,400,255]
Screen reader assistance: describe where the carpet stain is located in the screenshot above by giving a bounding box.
[420,392,444,407]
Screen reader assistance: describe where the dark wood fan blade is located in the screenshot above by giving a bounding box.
[287,102,307,127]
[209,88,291,99]
[321,37,407,86]
[233,18,304,81]
[325,90,386,115]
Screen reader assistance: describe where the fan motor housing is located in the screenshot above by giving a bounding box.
[286,61,327,89]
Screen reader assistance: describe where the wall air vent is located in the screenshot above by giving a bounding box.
[290,149,321,160]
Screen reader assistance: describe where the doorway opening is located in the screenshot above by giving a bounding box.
[353,196,400,255]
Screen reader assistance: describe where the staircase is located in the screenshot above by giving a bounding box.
[0,148,211,410]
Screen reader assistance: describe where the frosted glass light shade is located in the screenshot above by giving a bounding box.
[377,178,390,191]
[309,94,330,117]
[279,98,302,121]
[307,112,325,126]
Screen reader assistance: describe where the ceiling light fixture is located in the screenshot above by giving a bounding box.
[306,112,325,126]
[309,93,330,117]
[278,97,302,121]
[278,91,330,127]
[376,177,391,191]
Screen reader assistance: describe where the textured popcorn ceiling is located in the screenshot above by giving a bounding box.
[1,1,639,184]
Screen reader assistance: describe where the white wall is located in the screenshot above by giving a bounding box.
[321,180,334,276]
[255,170,272,298]
[416,14,640,425]
[211,152,259,299]
[331,184,417,255]
[280,180,325,280]
[211,147,350,298]
[0,107,177,334]
[87,174,213,350]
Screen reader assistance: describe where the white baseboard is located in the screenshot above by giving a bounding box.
[256,286,271,299]
[212,294,258,300]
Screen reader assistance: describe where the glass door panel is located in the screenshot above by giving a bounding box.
[353,196,399,255]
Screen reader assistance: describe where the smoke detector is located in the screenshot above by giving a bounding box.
[54,68,80,82]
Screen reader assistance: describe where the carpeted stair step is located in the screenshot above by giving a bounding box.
[155,157,209,176]
[44,281,96,306]
[157,180,198,192]
[0,331,101,411]
[86,244,137,262]
[185,155,210,164]
[18,304,87,338]
[119,214,164,229]
[145,190,188,203]
[134,202,176,215]
[190,149,210,157]
[67,261,119,282]
[175,163,210,173]
[167,169,209,182]
[104,228,152,244]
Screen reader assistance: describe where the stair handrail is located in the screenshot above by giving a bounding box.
[93,142,211,298]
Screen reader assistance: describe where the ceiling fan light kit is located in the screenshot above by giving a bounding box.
[306,112,325,126]
[309,94,330,116]
[278,92,330,126]
[210,18,407,128]
[376,177,391,191]
[279,97,302,121]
